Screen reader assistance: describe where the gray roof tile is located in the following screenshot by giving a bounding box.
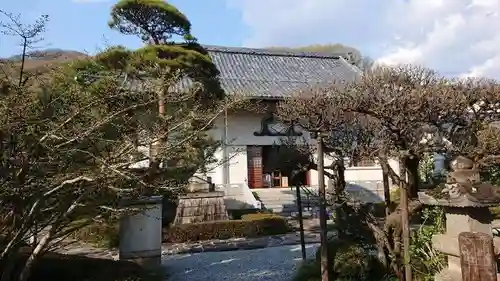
[204,45,361,99]
[77,45,361,99]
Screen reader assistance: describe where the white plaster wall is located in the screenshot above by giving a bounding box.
[205,110,400,186]
[209,111,312,146]
[308,156,400,185]
[228,146,248,184]
[203,148,224,184]
[130,110,400,188]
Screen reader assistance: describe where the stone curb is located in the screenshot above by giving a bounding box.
[161,232,330,256]
[54,232,332,259]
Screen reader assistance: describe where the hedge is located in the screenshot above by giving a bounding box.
[240,213,281,220]
[227,208,273,220]
[164,216,290,243]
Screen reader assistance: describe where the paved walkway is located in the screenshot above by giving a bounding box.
[162,244,318,281]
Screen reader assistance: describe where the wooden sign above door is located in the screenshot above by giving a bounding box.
[254,114,303,137]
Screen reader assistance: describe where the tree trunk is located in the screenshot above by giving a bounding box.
[18,199,79,281]
[18,225,55,281]
[399,158,412,281]
[18,39,27,87]
[334,158,346,239]
[148,90,166,185]
[405,157,420,199]
[381,161,392,216]
[316,136,330,281]
[1,224,28,281]
[1,244,22,281]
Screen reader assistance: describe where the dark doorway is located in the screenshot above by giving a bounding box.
[261,145,307,188]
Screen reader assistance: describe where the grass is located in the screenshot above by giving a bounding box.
[1,247,165,281]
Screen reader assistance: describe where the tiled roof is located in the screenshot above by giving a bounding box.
[204,45,362,99]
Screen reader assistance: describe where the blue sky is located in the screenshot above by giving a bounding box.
[0,0,248,57]
[1,0,499,78]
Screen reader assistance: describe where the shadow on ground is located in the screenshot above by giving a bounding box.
[162,244,319,281]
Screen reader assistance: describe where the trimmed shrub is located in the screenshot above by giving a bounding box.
[240,213,282,220]
[228,208,272,220]
[292,259,320,281]
[71,221,119,249]
[164,216,290,243]
[294,238,387,281]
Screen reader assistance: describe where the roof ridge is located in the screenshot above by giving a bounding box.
[202,45,347,59]
[219,76,331,83]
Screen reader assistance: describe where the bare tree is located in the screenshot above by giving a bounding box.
[0,10,48,86]
[277,65,500,280]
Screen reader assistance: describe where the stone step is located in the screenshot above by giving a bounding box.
[255,194,318,199]
[259,201,318,207]
[259,198,319,204]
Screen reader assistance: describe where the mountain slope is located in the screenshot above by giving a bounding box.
[0,49,88,79]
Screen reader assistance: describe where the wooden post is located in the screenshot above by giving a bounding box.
[295,185,307,261]
[316,133,330,281]
[459,232,497,281]
[400,158,412,281]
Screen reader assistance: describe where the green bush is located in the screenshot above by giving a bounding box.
[240,213,282,220]
[293,239,388,281]
[164,216,290,243]
[490,206,500,220]
[410,206,446,281]
[292,259,320,281]
[71,221,119,249]
[228,208,272,220]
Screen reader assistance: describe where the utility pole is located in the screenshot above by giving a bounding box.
[313,131,330,281]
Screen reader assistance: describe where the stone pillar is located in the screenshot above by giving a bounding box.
[119,195,163,268]
[418,156,500,281]
[432,207,494,281]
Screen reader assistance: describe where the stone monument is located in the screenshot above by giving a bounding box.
[418,156,500,281]
[119,195,163,268]
[173,176,229,224]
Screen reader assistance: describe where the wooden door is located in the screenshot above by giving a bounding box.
[247,146,263,188]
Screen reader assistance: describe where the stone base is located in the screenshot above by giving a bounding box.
[174,192,228,224]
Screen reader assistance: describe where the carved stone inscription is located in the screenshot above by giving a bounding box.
[458,232,497,281]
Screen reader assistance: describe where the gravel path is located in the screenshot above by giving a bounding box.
[162,244,319,281]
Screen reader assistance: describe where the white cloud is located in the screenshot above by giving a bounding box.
[228,0,500,79]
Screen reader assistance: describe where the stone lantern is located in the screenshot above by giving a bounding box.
[418,156,500,281]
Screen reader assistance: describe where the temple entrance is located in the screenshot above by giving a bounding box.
[247,145,308,188]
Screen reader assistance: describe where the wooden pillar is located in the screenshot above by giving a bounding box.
[247,146,263,188]
[316,134,331,281]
